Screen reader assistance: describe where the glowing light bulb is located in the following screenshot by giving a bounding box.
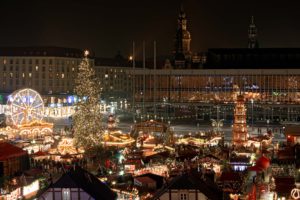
[84,50,89,57]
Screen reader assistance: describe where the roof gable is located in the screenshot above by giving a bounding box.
[51,167,116,200]
[0,142,27,160]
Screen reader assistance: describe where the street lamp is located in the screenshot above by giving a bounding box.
[251,99,254,132]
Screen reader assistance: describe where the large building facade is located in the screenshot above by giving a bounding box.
[1,9,300,123]
[0,47,85,103]
[0,47,131,107]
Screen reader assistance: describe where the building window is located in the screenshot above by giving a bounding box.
[3,59,7,65]
[22,73,25,78]
[29,59,32,64]
[49,66,52,72]
[10,73,13,78]
[22,59,25,64]
[42,66,45,72]
[42,59,46,65]
[10,59,13,64]
[35,66,39,71]
[35,59,39,65]
[29,66,32,72]
[180,193,188,200]
[3,66,6,71]
[29,73,32,78]
[61,73,65,79]
[49,59,52,65]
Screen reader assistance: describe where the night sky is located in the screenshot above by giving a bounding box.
[1,0,300,58]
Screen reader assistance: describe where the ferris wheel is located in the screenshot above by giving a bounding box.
[7,88,44,126]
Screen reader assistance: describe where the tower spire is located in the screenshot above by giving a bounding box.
[248,16,259,48]
[174,4,192,68]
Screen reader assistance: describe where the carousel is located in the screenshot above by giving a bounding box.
[1,88,53,139]
[175,132,222,147]
[48,137,84,161]
[132,120,174,147]
[101,115,135,147]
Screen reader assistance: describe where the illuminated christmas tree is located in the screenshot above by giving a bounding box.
[232,94,248,146]
[73,50,103,149]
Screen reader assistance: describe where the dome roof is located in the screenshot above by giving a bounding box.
[256,155,270,170]
[182,30,191,39]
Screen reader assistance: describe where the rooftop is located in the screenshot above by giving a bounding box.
[48,166,116,200]
[0,142,27,160]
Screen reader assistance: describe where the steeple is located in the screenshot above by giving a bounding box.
[174,4,192,68]
[248,16,259,48]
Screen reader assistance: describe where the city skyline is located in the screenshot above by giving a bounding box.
[1,0,300,58]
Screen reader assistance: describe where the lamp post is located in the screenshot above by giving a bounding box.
[251,99,254,132]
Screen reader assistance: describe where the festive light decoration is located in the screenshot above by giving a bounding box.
[232,94,248,146]
[73,51,104,148]
[102,130,135,147]
[291,188,300,200]
[7,88,44,126]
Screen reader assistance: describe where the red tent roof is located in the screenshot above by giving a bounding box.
[0,142,27,160]
[248,165,263,172]
[219,172,242,182]
[256,155,270,170]
[33,151,48,157]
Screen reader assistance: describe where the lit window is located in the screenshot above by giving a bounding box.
[105,74,108,78]
[35,66,39,71]
[10,73,13,78]
[61,73,65,79]
[180,193,188,200]
[62,188,71,200]
[29,73,32,78]
[72,67,75,72]
[22,73,25,78]
[3,59,7,65]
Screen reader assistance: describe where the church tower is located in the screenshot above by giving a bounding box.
[174,5,192,68]
[248,16,259,48]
